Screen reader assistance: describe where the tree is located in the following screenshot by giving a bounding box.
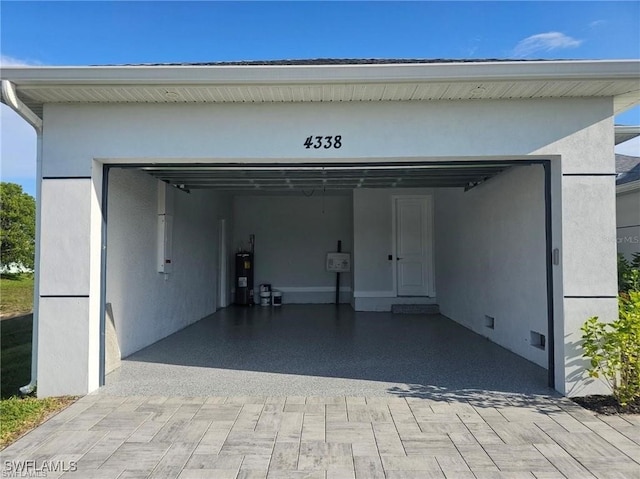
[0,182,36,270]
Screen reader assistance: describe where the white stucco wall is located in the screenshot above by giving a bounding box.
[435,165,548,367]
[232,194,353,303]
[106,169,230,357]
[616,186,640,260]
[36,95,618,396]
[42,98,612,176]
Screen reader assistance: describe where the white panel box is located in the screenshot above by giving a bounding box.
[157,214,173,273]
[327,252,351,272]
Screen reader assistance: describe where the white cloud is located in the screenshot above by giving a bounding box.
[0,54,41,67]
[512,32,583,58]
[588,20,606,29]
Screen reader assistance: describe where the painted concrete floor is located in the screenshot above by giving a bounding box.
[2,394,639,478]
[100,305,551,397]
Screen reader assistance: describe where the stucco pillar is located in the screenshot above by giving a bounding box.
[559,173,619,396]
[36,171,103,397]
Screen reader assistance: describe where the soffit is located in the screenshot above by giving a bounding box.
[3,60,638,118]
[10,79,639,118]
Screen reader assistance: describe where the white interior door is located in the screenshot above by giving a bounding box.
[395,197,433,297]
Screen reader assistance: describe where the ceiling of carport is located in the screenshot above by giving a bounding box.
[141,163,512,191]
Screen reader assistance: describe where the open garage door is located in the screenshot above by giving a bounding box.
[102,159,555,394]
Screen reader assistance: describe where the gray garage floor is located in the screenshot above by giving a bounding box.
[100,305,552,398]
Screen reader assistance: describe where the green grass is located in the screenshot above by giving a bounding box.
[0,312,75,449]
[0,274,34,316]
[0,396,76,449]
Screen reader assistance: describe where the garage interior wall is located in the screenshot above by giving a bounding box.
[232,194,353,303]
[435,164,548,367]
[106,168,231,358]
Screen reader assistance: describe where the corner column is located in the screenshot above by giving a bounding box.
[559,172,618,396]
[36,169,103,397]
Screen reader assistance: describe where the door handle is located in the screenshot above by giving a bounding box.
[397,257,403,260]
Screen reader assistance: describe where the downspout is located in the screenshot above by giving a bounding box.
[1,80,43,395]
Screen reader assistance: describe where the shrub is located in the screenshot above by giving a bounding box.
[581,290,640,407]
[618,253,640,293]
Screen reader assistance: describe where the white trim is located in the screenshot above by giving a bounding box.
[616,180,640,194]
[353,291,396,298]
[275,286,352,293]
[217,219,228,309]
[2,60,638,85]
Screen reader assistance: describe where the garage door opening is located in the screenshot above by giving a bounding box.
[101,159,554,395]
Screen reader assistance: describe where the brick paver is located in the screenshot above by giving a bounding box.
[1,394,639,479]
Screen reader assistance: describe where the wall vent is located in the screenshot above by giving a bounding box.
[531,331,546,350]
[484,315,495,329]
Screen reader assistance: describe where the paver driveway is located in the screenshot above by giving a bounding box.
[2,393,639,478]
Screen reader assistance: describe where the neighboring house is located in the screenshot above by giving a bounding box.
[0,263,33,274]
[616,151,640,260]
[1,59,639,398]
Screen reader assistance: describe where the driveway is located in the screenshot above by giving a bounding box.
[2,394,639,478]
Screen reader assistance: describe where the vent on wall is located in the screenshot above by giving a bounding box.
[531,331,546,350]
[484,315,495,329]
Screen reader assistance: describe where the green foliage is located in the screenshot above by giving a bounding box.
[0,396,76,448]
[0,183,35,270]
[581,291,640,407]
[618,253,640,293]
[0,274,34,316]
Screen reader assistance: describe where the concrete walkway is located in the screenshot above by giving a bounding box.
[2,394,639,478]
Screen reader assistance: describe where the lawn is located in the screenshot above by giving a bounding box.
[0,274,34,317]
[0,396,76,449]
[0,287,76,449]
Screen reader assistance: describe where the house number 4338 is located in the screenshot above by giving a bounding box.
[304,135,342,149]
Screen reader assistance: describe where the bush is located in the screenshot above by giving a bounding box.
[581,290,640,407]
[618,253,640,293]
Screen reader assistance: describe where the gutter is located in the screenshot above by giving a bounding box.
[1,80,42,396]
[614,125,640,145]
[1,60,639,86]
[616,179,640,194]
[1,80,42,130]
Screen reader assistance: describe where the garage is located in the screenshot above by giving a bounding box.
[99,159,551,396]
[2,59,636,397]
[98,157,552,396]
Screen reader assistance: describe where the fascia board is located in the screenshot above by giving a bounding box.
[1,60,639,86]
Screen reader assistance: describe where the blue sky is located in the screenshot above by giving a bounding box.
[2,1,639,196]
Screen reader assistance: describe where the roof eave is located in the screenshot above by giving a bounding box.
[615,125,640,145]
[2,59,639,86]
[617,179,640,194]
